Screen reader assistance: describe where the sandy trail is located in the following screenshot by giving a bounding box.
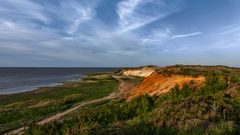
[5,76,126,135]
[112,76,136,99]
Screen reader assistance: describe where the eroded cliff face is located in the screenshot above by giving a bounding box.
[120,66,158,77]
[128,72,206,99]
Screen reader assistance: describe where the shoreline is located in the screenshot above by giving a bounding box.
[0,71,119,134]
[0,76,84,95]
[0,67,121,95]
[0,71,115,95]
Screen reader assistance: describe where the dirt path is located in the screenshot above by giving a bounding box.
[112,76,137,99]
[5,96,115,135]
[5,76,126,135]
[112,76,129,97]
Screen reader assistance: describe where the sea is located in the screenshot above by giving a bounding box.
[0,67,120,94]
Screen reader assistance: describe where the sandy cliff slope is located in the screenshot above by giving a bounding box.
[128,71,206,99]
[120,66,158,77]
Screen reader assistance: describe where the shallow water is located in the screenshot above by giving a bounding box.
[0,67,119,94]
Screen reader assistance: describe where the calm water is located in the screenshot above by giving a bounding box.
[0,68,120,94]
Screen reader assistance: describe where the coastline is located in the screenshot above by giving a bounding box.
[0,67,120,95]
[0,71,119,134]
[0,76,84,95]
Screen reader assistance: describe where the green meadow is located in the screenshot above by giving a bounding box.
[0,72,118,134]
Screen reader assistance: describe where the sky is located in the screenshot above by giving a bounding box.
[0,0,240,67]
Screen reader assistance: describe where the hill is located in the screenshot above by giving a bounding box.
[127,65,240,99]
[11,65,240,135]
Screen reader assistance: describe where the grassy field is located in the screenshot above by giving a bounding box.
[0,72,119,134]
[25,65,240,135]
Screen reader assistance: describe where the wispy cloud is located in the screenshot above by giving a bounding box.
[215,24,240,36]
[140,28,171,44]
[116,0,180,33]
[63,2,96,34]
[171,32,202,39]
[206,23,240,50]
[0,0,51,24]
[117,0,146,29]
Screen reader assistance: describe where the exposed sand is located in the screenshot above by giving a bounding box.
[120,67,157,77]
[128,72,206,99]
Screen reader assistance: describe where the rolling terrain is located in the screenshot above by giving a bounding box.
[2,65,240,135]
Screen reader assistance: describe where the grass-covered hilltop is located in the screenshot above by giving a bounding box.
[1,65,240,135]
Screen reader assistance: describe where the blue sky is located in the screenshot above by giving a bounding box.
[0,0,240,67]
